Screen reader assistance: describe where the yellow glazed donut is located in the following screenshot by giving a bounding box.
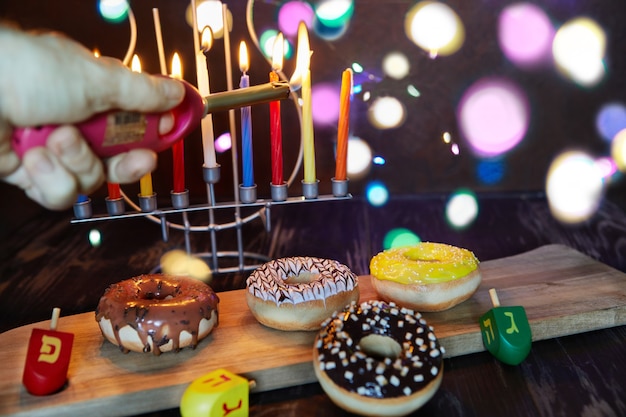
[370,242,481,312]
[314,300,444,416]
[246,257,359,331]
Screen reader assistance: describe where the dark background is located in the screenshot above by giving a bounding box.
[1,0,625,236]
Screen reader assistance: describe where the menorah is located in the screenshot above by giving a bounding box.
[69,0,352,276]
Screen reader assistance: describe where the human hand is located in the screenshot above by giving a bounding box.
[0,25,184,209]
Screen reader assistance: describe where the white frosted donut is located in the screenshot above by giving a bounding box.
[314,300,444,417]
[96,274,219,355]
[246,257,359,331]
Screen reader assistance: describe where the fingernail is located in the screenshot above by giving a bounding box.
[164,79,185,102]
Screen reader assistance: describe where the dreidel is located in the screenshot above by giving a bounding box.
[180,369,256,417]
[479,288,532,365]
[22,308,74,395]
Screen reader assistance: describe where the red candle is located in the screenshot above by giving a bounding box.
[172,141,185,192]
[270,34,284,186]
[171,53,186,193]
[107,182,121,200]
[335,68,353,181]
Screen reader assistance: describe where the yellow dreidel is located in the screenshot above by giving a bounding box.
[479,288,532,365]
[180,369,256,417]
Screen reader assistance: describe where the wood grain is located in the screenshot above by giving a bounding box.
[1,244,625,417]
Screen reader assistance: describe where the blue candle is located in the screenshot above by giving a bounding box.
[239,42,254,187]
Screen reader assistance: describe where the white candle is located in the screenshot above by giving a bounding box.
[196,27,217,167]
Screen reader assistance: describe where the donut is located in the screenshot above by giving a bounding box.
[370,242,481,312]
[95,274,219,355]
[314,300,444,417]
[246,257,359,331]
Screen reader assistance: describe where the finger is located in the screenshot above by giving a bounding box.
[106,149,157,184]
[88,58,185,114]
[47,125,105,195]
[21,147,79,210]
[0,119,21,178]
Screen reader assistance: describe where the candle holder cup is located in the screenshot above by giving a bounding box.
[302,179,319,200]
[138,194,157,212]
[270,182,288,202]
[331,178,349,197]
[105,197,125,216]
[73,199,93,220]
[239,184,258,204]
[171,190,190,209]
[203,164,221,184]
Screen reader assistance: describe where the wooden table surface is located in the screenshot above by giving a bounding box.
[1,193,625,416]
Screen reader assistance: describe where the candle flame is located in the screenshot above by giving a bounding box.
[239,41,249,73]
[201,26,214,53]
[289,21,310,91]
[131,54,142,73]
[272,33,284,72]
[171,52,182,79]
[93,48,101,58]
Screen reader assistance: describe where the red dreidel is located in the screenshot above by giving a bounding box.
[22,308,74,395]
[180,369,256,417]
[479,288,532,365]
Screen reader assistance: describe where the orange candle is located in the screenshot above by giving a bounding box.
[335,68,352,181]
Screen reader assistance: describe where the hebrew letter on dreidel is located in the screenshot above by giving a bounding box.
[38,335,62,364]
[504,311,520,334]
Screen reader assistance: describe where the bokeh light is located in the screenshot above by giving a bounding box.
[314,0,354,28]
[383,228,421,250]
[612,129,626,172]
[278,1,314,37]
[596,102,626,143]
[190,0,230,38]
[405,1,465,57]
[214,132,232,153]
[477,158,506,185]
[89,229,102,247]
[366,181,389,207]
[346,137,372,179]
[382,52,410,80]
[457,77,529,157]
[312,83,341,126]
[546,150,604,223]
[99,0,129,23]
[368,96,406,129]
[445,189,479,230]
[498,3,554,68]
[552,17,606,87]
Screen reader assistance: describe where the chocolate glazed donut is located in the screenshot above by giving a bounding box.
[96,274,219,355]
[314,300,444,416]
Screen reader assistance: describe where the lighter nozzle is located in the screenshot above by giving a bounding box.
[203,81,290,115]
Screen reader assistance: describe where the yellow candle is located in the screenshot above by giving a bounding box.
[131,54,154,197]
[293,22,315,183]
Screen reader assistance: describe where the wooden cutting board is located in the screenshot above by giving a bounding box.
[1,244,625,417]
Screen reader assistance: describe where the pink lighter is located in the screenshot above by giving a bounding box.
[11,78,290,158]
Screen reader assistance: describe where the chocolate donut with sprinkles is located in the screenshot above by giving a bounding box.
[246,257,359,331]
[314,300,444,416]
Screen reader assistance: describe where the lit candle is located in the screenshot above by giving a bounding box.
[197,27,217,168]
[130,54,155,197]
[292,22,315,183]
[270,33,284,186]
[335,68,352,181]
[239,41,254,187]
[171,53,186,193]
